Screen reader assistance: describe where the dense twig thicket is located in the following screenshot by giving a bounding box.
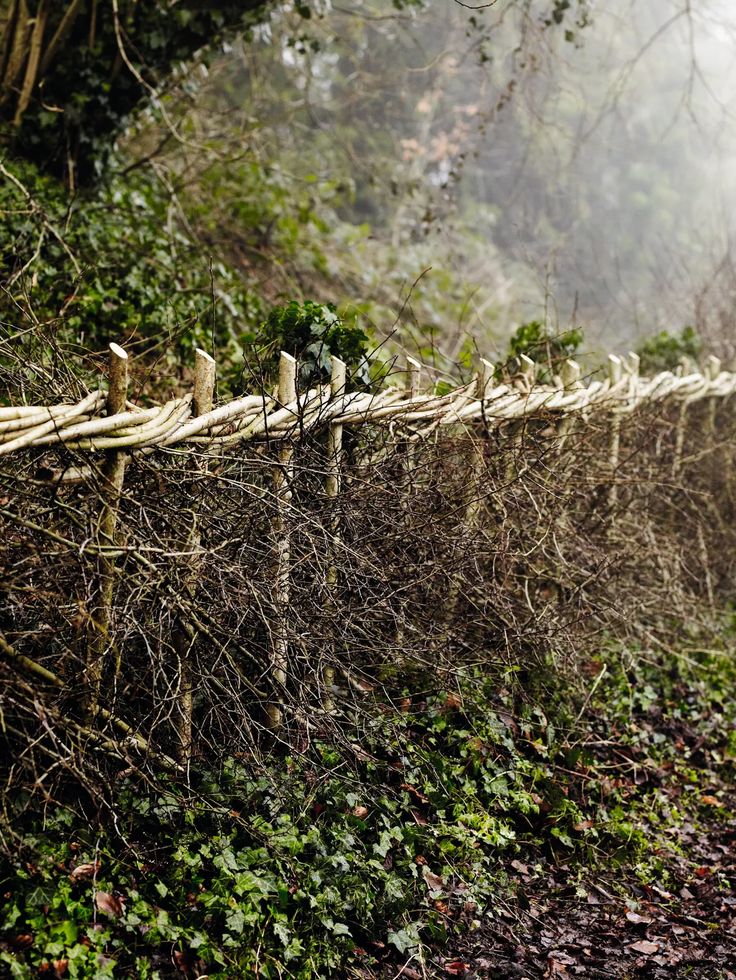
[0,342,734,808]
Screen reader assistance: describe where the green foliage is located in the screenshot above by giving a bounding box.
[0,691,533,977]
[506,320,583,379]
[3,1,272,183]
[254,300,373,391]
[6,643,736,977]
[635,326,702,374]
[0,159,262,387]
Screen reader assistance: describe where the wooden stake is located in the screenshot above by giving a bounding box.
[268,351,297,730]
[607,354,622,513]
[705,355,720,446]
[323,356,346,712]
[86,343,128,712]
[466,358,495,524]
[504,356,534,481]
[556,359,582,457]
[672,402,688,479]
[404,355,422,478]
[406,356,421,399]
[174,347,215,763]
[440,357,496,643]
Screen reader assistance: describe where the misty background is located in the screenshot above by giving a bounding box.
[151,0,736,366]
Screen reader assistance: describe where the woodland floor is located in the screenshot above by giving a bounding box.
[364,667,736,980]
[387,806,736,979]
[448,831,736,980]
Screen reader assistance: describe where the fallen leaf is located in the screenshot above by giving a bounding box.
[511,859,530,875]
[400,783,430,804]
[422,866,445,893]
[172,950,201,976]
[701,795,721,806]
[95,891,124,918]
[625,911,653,925]
[573,820,594,831]
[70,862,99,883]
[445,961,469,976]
[352,805,369,819]
[630,940,659,955]
[53,960,69,977]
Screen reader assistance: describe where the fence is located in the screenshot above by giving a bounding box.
[1,341,735,779]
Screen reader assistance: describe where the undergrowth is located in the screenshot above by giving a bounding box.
[2,636,736,978]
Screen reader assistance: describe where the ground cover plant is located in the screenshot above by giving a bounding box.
[3,637,736,978]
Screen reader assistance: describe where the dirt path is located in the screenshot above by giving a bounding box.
[439,812,736,979]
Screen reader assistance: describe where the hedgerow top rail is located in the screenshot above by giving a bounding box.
[0,344,732,456]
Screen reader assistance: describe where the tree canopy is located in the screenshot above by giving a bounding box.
[0,0,270,183]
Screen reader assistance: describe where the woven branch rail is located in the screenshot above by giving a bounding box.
[1,340,732,756]
[0,345,732,457]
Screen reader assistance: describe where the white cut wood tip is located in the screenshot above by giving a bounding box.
[194,347,215,364]
[519,353,536,376]
[330,356,347,396]
[678,355,696,375]
[406,356,421,398]
[109,343,128,360]
[477,358,495,399]
[625,352,640,375]
[561,359,581,387]
[278,351,298,403]
[607,354,622,384]
[706,355,721,380]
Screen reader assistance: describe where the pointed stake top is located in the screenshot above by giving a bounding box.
[561,359,581,389]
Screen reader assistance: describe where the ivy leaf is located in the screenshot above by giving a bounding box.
[225,908,245,934]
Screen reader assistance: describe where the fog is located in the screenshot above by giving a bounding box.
[207,0,736,356]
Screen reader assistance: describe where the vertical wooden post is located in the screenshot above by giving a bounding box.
[440,357,496,646]
[193,346,217,418]
[86,343,128,712]
[700,355,720,615]
[323,356,347,713]
[466,357,495,524]
[406,356,421,399]
[672,404,688,480]
[174,348,215,763]
[607,353,622,513]
[268,351,297,730]
[505,355,534,481]
[556,359,582,457]
[705,355,720,445]
[404,356,421,479]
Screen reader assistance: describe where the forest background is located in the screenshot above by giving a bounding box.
[5,0,736,389]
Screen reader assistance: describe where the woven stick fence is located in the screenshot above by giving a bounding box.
[0,349,731,457]
[0,341,734,775]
